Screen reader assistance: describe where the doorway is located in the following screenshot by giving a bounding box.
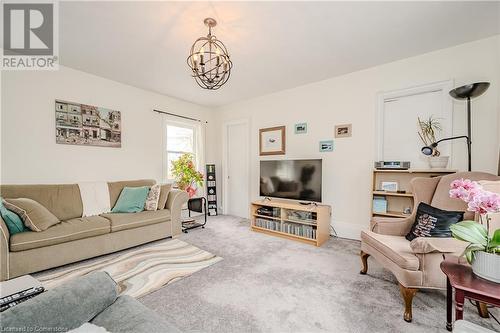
[223,120,250,218]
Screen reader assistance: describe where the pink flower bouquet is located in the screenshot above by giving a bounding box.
[449,179,500,264]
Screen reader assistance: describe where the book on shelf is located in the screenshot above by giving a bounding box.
[255,218,317,240]
[372,195,388,214]
[255,218,281,231]
[282,222,316,239]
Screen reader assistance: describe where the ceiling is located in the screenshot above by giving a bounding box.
[59,1,500,107]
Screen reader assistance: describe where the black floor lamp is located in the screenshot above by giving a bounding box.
[421,82,490,171]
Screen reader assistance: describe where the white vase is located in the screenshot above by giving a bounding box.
[428,156,449,169]
[472,251,500,283]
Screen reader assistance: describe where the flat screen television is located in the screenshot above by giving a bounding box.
[260,159,322,202]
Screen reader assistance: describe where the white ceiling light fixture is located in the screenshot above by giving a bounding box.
[187,18,233,90]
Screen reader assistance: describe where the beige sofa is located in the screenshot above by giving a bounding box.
[0,179,188,281]
[360,171,499,322]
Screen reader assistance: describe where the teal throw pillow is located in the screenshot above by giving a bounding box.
[0,198,29,235]
[111,186,150,213]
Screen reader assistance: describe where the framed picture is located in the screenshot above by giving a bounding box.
[381,181,398,192]
[319,140,334,152]
[55,100,121,148]
[294,123,307,134]
[259,126,286,155]
[335,124,352,138]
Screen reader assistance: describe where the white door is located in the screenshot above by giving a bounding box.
[225,122,249,218]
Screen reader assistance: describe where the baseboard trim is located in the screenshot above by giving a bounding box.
[330,220,366,240]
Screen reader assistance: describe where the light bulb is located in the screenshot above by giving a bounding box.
[200,47,205,64]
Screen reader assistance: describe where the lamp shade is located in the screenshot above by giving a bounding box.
[421,146,434,156]
[449,82,490,100]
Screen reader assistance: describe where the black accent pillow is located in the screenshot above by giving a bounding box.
[405,203,464,241]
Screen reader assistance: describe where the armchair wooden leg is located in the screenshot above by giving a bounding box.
[360,251,370,275]
[399,283,418,323]
[476,302,489,318]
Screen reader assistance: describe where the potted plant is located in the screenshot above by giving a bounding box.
[417,116,449,168]
[449,179,500,283]
[171,153,204,198]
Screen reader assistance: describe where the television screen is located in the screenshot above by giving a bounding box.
[260,159,322,202]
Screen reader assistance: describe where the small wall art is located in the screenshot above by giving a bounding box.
[319,140,334,152]
[259,126,286,155]
[294,123,307,134]
[335,124,352,138]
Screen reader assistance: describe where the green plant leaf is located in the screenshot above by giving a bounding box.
[489,229,500,248]
[462,243,485,264]
[465,249,474,264]
[450,222,488,246]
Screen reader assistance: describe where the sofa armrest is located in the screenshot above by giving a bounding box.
[410,237,468,254]
[370,215,415,236]
[0,216,10,281]
[166,189,189,236]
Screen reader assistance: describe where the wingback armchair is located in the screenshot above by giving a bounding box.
[360,171,500,322]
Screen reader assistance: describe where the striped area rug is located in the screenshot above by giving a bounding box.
[37,239,222,298]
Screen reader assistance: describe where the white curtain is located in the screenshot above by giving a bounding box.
[161,114,206,195]
[195,121,206,197]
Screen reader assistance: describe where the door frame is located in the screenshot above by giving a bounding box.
[222,119,251,217]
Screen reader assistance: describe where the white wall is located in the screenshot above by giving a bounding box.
[215,35,500,240]
[1,65,216,184]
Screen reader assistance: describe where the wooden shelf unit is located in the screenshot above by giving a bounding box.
[250,199,331,247]
[371,169,456,218]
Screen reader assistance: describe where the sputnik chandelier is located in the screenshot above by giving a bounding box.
[187,18,233,90]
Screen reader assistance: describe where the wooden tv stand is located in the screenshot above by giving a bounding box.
[250,199,331,247]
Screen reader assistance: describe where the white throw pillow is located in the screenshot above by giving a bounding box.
[144,184,161,211]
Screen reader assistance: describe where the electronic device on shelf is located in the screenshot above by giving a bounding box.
[0,275,44,312]
[260,159,322,203]
[256,206,280,218]
[374,161,410,170]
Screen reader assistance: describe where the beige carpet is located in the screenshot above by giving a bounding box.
[140,216,500,333]
[36,239,222,298]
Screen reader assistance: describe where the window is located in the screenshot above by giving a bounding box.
[165,123,197,180]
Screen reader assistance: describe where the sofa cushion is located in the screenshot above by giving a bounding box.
[108,180,156,208]
[0,199,28,235]
[405,203,464,241]
[157,184,172,210]
[0,184,83,220]
[10,216,111,251]
[111,187,150,213]
[4,198,60,232]
[144,184,161,211]
[91,295,182,333]
[361,230,420,271]
[101,210,171,232]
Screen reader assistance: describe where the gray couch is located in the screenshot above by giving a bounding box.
[1,271,181,332]
[0,179,189,281]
